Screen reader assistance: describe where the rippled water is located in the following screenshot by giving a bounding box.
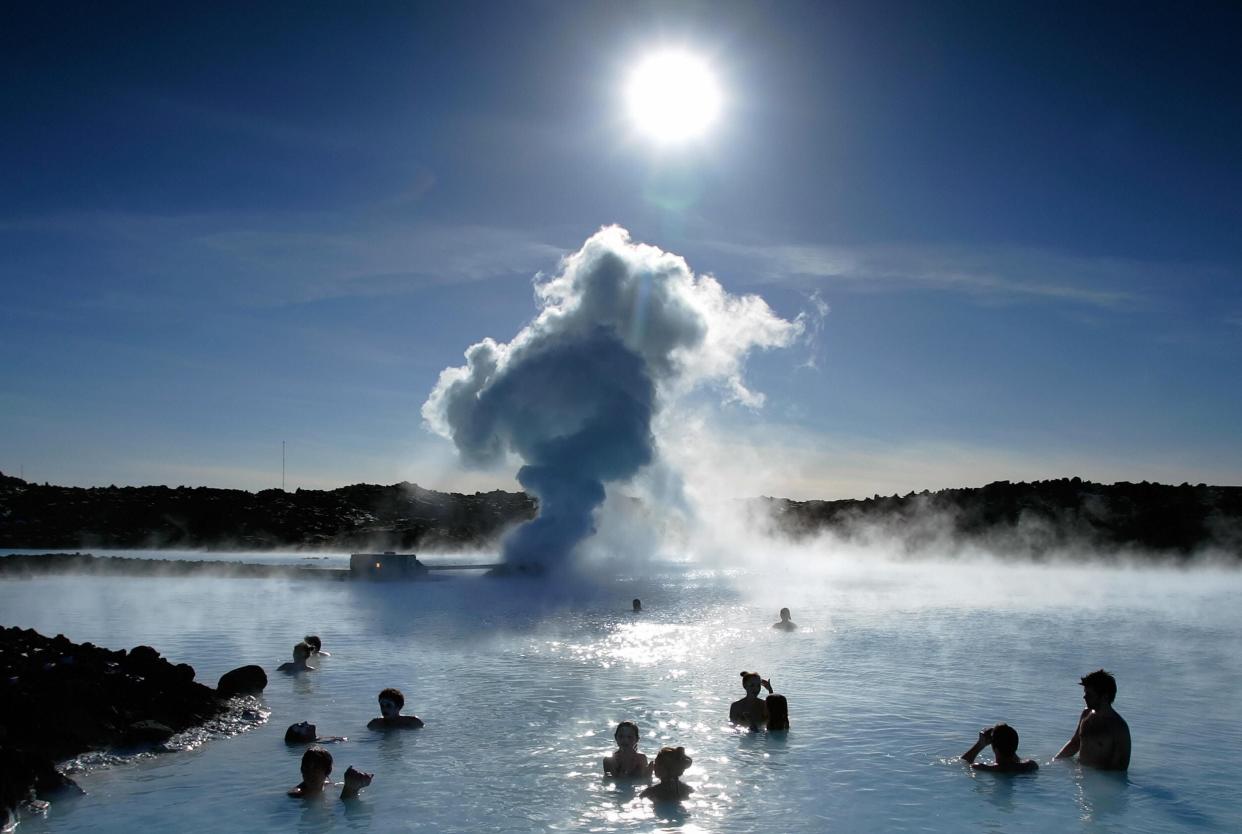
[1,550,1239,833]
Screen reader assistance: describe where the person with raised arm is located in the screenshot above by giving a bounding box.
[729,671,771,729]
[960,723,1038,773]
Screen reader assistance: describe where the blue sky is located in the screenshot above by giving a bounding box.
[2,1,1240,498]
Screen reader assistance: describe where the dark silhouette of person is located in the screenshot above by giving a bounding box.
[284,722,345,745]
[277,641,315,673]
[772,608,796,630]
[766,694,790,731]
[1055,669,1131,770]
[367,687,424,729]
[632,598,642,612]
[961,723,1038,773]
[640,746,693,801]
[603,720,651,778]
[729,671,770,729]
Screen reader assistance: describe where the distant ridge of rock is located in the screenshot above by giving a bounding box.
[0,472,1239,559]
[0,472,535,551]
[760,477,1242,560]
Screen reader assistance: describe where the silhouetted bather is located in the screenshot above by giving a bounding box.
[766,693,790,731]
[288,747,373,800]
[772,608,796,630]
[277,641,315,673]
[632,598,642,612]
[367,687,423,729]
[640,746,693,801]
[729,671,770,729]
[961,723,1038,773]
[1055,669,1131,770]
[304,635,330,656]
[603,720,652,778]
[284,722,346,745]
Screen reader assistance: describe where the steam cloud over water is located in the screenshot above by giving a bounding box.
[423,226,804,568]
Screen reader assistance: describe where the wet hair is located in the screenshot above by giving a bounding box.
[378,687,405,709]
[301,746,332,776]
[766,694,789,730]
[779,607,791,620]
[614,720,640,741]
[292,641,311,661]
[1080,669,1117,702]
[652,746,692,779]
[284,722,316,744]
[990,723,1019,756]
[740,671,761,687]
[304,635,322,652]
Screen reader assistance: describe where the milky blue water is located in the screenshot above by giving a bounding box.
[1,550,1239,833]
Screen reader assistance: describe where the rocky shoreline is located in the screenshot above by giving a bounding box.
[0,625,267,826]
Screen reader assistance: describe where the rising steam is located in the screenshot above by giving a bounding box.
[422,226,804,569]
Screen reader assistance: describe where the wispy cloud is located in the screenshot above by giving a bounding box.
[702,240,1189,310]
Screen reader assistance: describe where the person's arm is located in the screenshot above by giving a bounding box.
[1054,709,1088,760]
[961,728,991,764]
[602,754,615,776]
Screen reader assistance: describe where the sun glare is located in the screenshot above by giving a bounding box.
[626,51,722,144]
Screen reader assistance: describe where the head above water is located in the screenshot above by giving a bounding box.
[1080,669,1117,705]
[989,723,1019,757]
[300,746,332,782]
[285,722,317,744]
[304,635,322,653]
[632,598,642,611]
[652,746,692,781]
[779,607,791,622]
[292,641,311,662]
[740,671,763,696]
[378,687,405,718]
[766,694,789,730]
[614,720,640,748]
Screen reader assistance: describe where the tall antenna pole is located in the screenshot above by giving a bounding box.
[282,441,286,491]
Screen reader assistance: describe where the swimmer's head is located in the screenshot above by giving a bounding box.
[1080,669,1117,706]
[652,746,692,781]
[378,687,405,718]
[300,746,332,785]
[292,641,312,662]
[632,598,642,611]
[285,722,317,744]
[779,607,791,621]
[304,635,322,653]
[614,721,640,749]
[740,671,763,696]
[766,694,789,730]
[989,723,1019,757]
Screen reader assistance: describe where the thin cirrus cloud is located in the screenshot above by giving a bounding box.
[702,240,1183,310]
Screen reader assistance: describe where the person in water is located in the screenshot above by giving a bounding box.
[304,635,330,656]
[284,722,346,745]
[1055,669,1131,770]
[766,694,790,731]
[367,687,424,729]
[640,746,694,801]
[729,671,771,729]
[277,641,315,673]
[288,747,373,800]
[772,608,797,630]
[603,720,652,778]
[960,723,1038,773]
[632,598,642,612]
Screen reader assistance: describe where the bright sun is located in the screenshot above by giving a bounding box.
[626,51,722,144]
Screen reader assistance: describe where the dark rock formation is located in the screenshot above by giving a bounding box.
[217,665,267,698]
[762,478,1242,559]
[1,745,82,827]
[0,552,346,580]
[0,472,536,551]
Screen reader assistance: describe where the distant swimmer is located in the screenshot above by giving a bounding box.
[277,641,315,674]
[1055,669,1131,770]
[603,720,652,778]
[367,687,424,730]
[960,723,1038,773]
[632,598,642,612]
[284,722,346,745]
[304,635,330,656]
[772,608,797,631]
[729,671,771,729]
[288,747,373,800]
[640,746,694,801]
[766,693,790,731]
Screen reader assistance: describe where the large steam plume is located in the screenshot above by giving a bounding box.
[422,226,802,569]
